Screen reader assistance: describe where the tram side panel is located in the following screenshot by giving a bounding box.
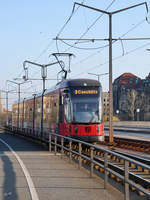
[24,99,34,130]
[12,104,18,129]
[34,96,42,136]
[43,91,59,135]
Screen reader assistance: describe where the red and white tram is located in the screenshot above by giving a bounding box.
[12,79,104,142]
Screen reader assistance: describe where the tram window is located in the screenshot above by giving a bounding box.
[74,103,97,112]
[72,102,100,123]
[64,97,72,123]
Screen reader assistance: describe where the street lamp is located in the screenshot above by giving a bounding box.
[116,109,119,120]
[136,108,140,121]
[6,80,32,128]
[88,72,109,82]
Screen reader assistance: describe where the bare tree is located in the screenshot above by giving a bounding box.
[126,89,137,120]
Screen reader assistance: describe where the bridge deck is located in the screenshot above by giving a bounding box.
[0,131,126,200]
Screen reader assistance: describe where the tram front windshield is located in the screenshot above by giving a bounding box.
[72,99,101,124]
[64,87,102,124]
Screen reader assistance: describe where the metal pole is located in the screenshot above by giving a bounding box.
[33,95,36,134]
[6,80,31,129]
[17,84,21,128]
[124,160,129,200]
[104,152,108,189]
[90,147,94,177]
[41,65,46,92]
[1,89,16,127]
[54,135,57,155]
[61,137,64,158]
[79,143,82,169]
[6,92,8,126]
[43,77,46,92]
[69,140,72,163]
[109,14,114,144]
[41,90,45,138]
[49,134,52,152]
[22,98,25,129]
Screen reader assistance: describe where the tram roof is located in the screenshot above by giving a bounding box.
[44,78,101,94]
[56,78,101,88]
[14,79,101,104]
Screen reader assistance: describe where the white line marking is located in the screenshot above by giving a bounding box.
[0,138,39,200]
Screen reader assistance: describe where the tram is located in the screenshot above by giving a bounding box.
[12,79,104,142]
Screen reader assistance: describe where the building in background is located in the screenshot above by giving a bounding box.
[102,92,109,121]
[113,72,150,121]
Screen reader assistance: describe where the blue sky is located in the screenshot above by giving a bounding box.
[1,0,150,108]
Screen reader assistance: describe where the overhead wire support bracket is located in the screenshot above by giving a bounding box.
[74,2,148,16]
[53,38,108,41]
[23,60,63,91]
[54,37,150,42]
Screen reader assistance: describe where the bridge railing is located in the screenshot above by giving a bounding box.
[48,133,150,200]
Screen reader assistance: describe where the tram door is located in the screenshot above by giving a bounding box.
[59,92,71,136]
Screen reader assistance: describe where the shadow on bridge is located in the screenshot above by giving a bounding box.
[0,131,47,152]
[0,148,18,199]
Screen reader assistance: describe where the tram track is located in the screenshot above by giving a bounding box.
[112,151,150,165]
[108,150,150,193]
[64,142,150,196]
[104,136,150,153]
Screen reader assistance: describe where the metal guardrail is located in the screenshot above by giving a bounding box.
[5,126,150,199]
[48,133,150,200]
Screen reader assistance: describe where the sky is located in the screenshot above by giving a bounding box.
[0,0,150,109]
